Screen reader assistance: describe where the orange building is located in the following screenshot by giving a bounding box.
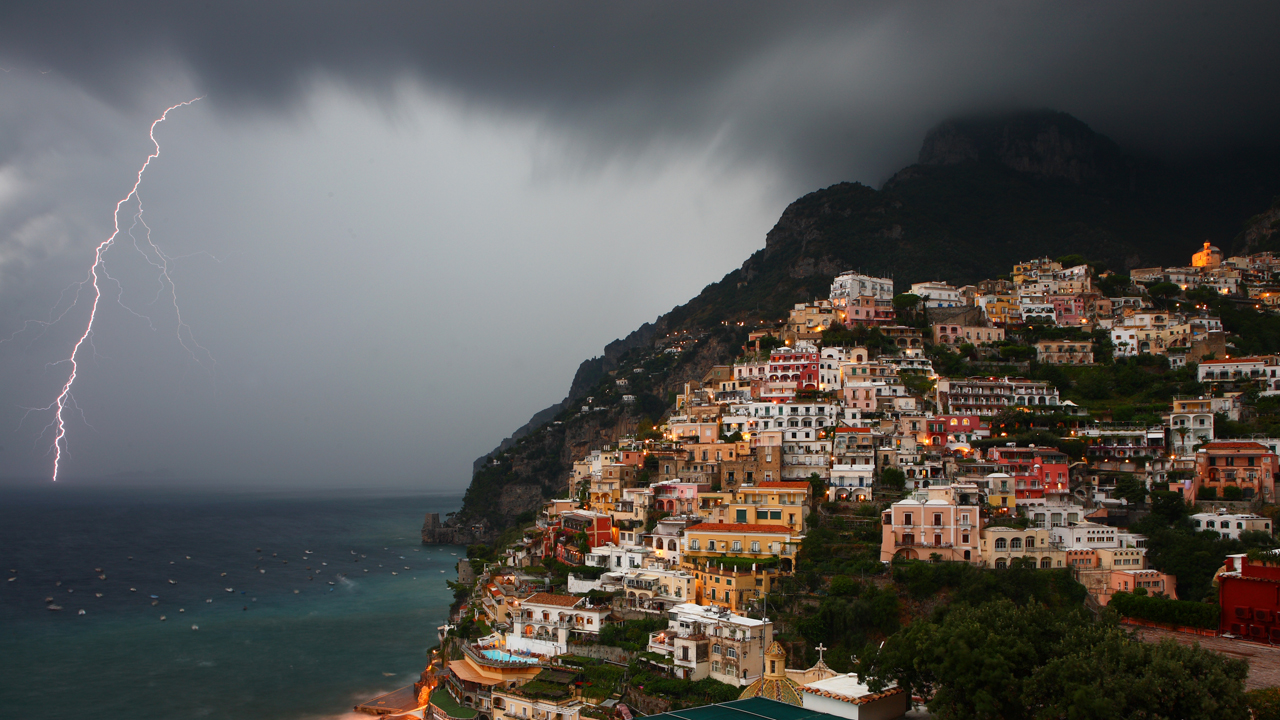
[1177,441,1278,503]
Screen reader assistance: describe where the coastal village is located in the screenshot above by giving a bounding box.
[367,242,1280,719]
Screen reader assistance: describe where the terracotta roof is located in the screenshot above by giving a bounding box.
[799,684,906,705]
[687,522,794,534]
[753,481,811,490]
[523,592,582,608]
[1202,357,1273,364]
[1204,442,1270,450]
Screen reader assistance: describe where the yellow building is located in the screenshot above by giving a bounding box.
[683,522,799,575]
[980,526,1067,569]
[980,293,1020,325]
[986,471,1017,512]
[691,560,779,613]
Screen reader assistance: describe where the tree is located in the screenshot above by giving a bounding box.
[1025,630,1249,720]
[862,600,1250,720]
[893,293,922,311]
[880,467,906,492]
[1114,473,1148,506]
[1148,281,1182,308]
[1149,490,1190,524]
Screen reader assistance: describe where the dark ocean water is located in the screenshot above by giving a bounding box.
[0,483,463,720]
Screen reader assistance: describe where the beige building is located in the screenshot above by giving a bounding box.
[932,324,1005,346]
[1035,340,1095,365]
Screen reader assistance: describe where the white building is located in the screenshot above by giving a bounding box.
[829,271,894,303]
[909,281,962,308]
[1191,510,1273,540]
[507,592,613,656]
[647,602,773,686]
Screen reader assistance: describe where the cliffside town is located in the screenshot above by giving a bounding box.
[408,240,1280,720]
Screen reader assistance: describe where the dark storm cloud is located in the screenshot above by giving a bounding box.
[3,2,1280,187]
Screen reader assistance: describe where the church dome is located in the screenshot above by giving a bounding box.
[737,641,805,706]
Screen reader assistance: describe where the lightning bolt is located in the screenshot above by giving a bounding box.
[43,97,204,481]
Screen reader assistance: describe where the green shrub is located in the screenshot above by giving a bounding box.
[1110,591,1220,629]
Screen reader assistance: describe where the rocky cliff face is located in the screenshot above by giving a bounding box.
[912,110,1130,186]
[1241,195,1280,252]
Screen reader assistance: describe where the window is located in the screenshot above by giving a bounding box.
[751,541,760,553]
[690,540,700,551]
[732,541,742,552]
[707,541,716,551]
[995,538,1007,550]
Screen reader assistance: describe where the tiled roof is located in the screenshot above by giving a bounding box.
[524,592,582,608]
[687,523,794,534]
[799,684,906,705]
[1202,357,1273,364]
[1204,441,1269,450]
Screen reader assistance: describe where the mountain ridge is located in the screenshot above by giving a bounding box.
[436,109,1280,541]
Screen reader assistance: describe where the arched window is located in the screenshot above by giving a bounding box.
[994,538,1007,550]
[995,558,1007,569]
[1010,538,1022,550]
[1025,537,1035,549]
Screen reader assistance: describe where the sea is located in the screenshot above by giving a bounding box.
[0,482,463,720]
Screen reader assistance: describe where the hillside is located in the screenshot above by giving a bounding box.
[428,109,1280,542]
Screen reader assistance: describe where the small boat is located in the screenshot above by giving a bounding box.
[44,596,53,603]
[293,589,300,594]
[150,594,159,599]
[7,577,14,582]
[168,579,177,585]
[391,572,398,576]
[206,599,213,603]
[259,569,265,574]
[225,588,233,592]
[130,588,137,592]
[191,625,198,630]
[305,550,313,554]
[78,609,86,615]
[95,568,102,572]
[363,569,368,573]
[178,608,185,613]
[160,615,166,621]
[151,600,159,606]
[95,593,103,598]
[47,604,63,611]
[221,572,226,577]
[327,581,335,586]
[98,574,106,580]
[185,556,191,560]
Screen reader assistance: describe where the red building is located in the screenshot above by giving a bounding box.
[927,415,990,446]
[541,510,613,566]
[987,446,1070,502]
[766,348,819,391]
[1219,553,1280,642]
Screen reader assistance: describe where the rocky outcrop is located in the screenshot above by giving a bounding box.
[1241,195,1280,252]
[910,110,1130,186]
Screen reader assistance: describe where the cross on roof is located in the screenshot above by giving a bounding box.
[815,643,827,663]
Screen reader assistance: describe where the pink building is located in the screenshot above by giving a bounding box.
[653,481,707,514]
[1051,294,1088,325]
[843,295,896,327]
[880,484,984,563]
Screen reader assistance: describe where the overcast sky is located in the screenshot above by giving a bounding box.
[1,2,1279,489]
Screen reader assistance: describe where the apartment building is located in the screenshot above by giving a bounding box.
[880,484,983,563]
[647,603,774,686]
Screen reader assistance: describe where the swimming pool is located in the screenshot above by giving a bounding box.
[481,649,539,664]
